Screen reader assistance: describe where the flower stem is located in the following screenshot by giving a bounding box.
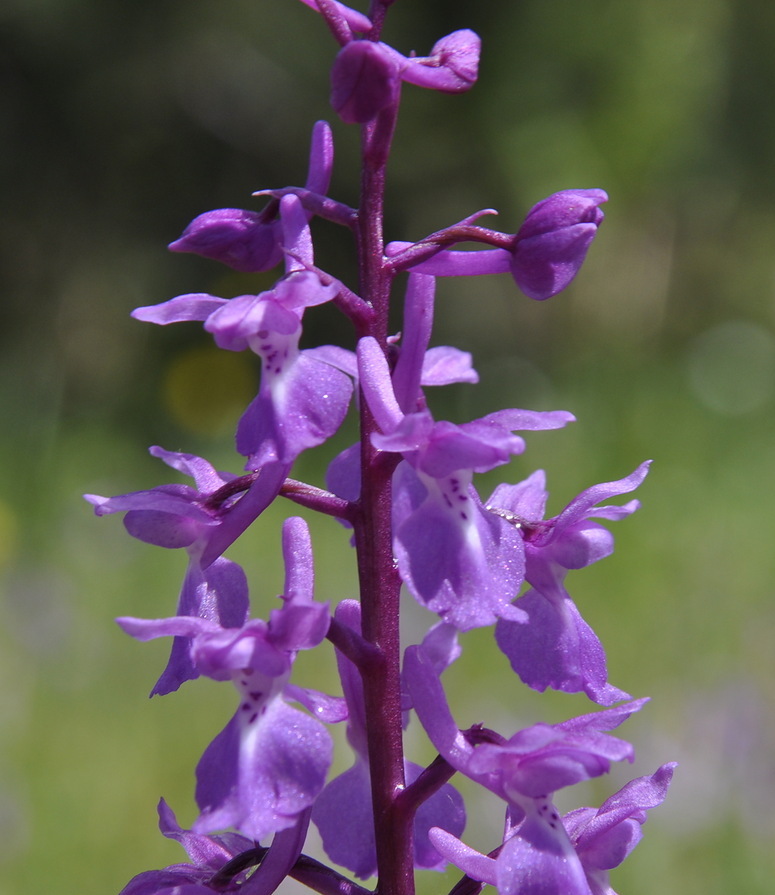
[354,97,414,895]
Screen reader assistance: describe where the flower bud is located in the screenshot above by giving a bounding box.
[168,208,283,273]
[330,40,400,124]
[510,189,607,300]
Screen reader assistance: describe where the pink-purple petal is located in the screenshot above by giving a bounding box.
[427,828,497,885]
[392,273,436,413]
[393,476,526,630]
[304,120,334,197]
[195,700,332,841]
[312,760,376,878]
[551,461,651,533]
[357,336,404,433]
[421,346,479,386]
[167,208,283,273]
[495,807,593,895]
[132,294,227,325]
[331,40,401,124]
[495,589,630,707]
[236,353,353,468]
[399,30,481,93]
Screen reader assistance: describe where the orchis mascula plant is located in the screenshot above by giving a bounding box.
[86,3,675,894]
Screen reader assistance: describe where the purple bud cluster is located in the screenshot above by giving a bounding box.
[86,3,674,895]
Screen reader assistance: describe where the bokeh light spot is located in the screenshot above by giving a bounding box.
[162,346,256,436]
[686,320,775,415]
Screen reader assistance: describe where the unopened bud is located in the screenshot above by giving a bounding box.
[330,40,400,124]
[510,189,607,300]
[168,208,283,273]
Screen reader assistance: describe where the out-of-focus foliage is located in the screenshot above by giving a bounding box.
[1,1,774,894]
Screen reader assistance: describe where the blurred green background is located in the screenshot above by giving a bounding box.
[2,0,774,893]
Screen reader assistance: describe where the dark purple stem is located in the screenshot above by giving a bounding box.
[290,854,374,895]
[254,187,358,230]
[280,478,356,523]
[351,78,413,895]
[385,225,514,275]
[394,754,457,817]
[210,848,373,895]
[326,615,383,671]
[315,0,354,46]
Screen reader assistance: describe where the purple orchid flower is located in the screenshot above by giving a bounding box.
[404,637,659,895]
[85,446,288,694]
[117,518,345,842]
[397,29,481,93]
[563,762,677,895]
[331,40,402,124]
[312,601,465,878]
[385,189,607,301]
[510,189,608,299]
[119,799,321,895]
[428,763,675,895]
[357,333,574,630]
[329,30,481,124]
[134,195,353,469]
[168,205,285,275]
[118,798,254,894]
[487,462,651,705]
[168,121,334,272]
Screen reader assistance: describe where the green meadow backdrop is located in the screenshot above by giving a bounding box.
[2,1,774,893]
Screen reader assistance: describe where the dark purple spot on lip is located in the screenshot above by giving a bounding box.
[249,691,263,700]
[241,703,251,712]
[248,712,258,724]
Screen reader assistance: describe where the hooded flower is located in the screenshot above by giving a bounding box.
[403,636,666,895]
[427,763,675,895]
[134,195,353,469]
[358,333,574,630]
[117,518,345,842]
[117,798,253,894]
[326,24,480,124]
[488,462,650,705]
[563,762,677,895]
[84,447,287,694]
[168,121,334,272]
[118,799,321,895]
